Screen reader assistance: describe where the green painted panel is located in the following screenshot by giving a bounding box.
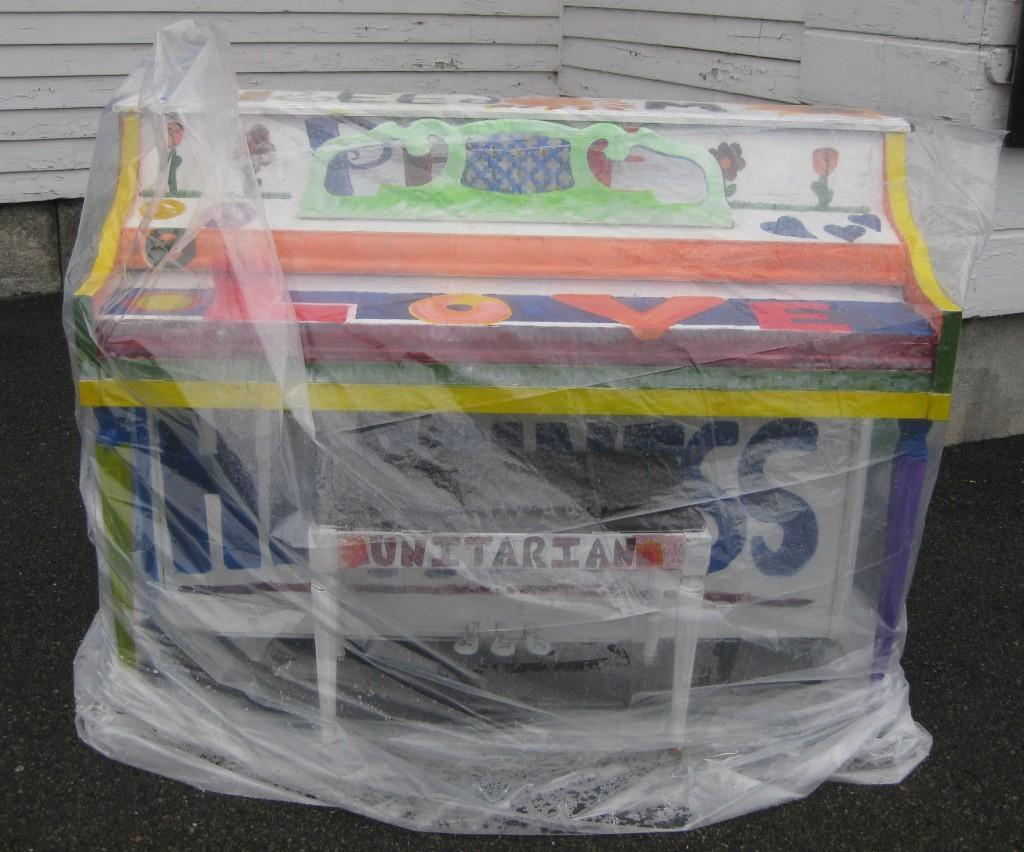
[300,118,733,227]
[96,443,136,666]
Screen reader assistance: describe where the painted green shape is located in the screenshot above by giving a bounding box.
[932,310,962,394]
[810,175,834,210]
[96,443,136,666]
[300,118,733,228]
[167,149,182,195]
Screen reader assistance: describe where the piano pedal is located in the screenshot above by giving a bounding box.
[453,621,480,656]
[490,623,516,658]
[524,624,552,657]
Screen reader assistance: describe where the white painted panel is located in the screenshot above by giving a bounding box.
[561,37,799,100]
[2,1,560,12]
[967,228,1024,316]
[981,0,1022,44]
[558,66,755,102]
[807,0,1019,46]
[0,42,558,77]
[0,13,558,46]
[562,0,803,22]
[234,70,558,94]
[801,30,1009,128]
[0,76,126,110]
[0,71,556,111]
[562,7,801,61]
[1,107,100,141]
[0,168,89,201]
[0,137,96,172]
[994,148,1024,230]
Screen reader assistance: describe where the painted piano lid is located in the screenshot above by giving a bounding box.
[114,91,912,134]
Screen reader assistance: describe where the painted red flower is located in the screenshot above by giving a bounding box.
[812,147,839,177]
[709,141,746,181]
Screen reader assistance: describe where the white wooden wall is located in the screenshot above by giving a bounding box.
[559,0,803,103]
[0,0,560,203]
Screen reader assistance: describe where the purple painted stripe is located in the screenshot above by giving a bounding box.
[874,420,930,674]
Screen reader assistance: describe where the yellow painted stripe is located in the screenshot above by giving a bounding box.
[79,378,952,421]
[927,393,951,420]
[75,114,139,298]
[885,132,960,313]
[81,379,281,409]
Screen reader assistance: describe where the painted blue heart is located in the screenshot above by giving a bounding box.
[760,216,816,239]
[824,224,866,243]
[848,213,882,232]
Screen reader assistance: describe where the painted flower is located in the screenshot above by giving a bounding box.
[812,147,839,177]
[709,141,746,181]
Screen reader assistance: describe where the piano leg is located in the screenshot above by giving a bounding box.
[310,527,341,739]
[668,577,705,742]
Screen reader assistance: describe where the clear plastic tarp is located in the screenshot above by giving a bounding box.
[65,22,999,834]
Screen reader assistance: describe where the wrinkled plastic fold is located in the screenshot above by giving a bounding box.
[64,22,998,834]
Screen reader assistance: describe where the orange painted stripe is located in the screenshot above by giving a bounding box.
[123,229,909,286]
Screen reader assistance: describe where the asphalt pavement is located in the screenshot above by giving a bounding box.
[2,294,1021,851]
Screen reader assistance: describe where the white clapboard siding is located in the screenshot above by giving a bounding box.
[561,38,799,101]
[801,2,1019,131]
[806,0,1020,45]
[562,0,802,21]
[559,2,801,103]
[0,72,554,113]
[801,31,1010,128]
[0,43,558,78]
[966,229,1024,317]
[4,1,560,12]
[0,77,127,111]
[0,1,562,202]
[229,70,557,96]
[1,139,99,174]
[0,13,558,46]
[2,108,101,141]
[558,67,757,103]
[562,7,802,60]
[0,169,90,202]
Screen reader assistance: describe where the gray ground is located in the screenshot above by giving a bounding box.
[2,294,1021,851]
